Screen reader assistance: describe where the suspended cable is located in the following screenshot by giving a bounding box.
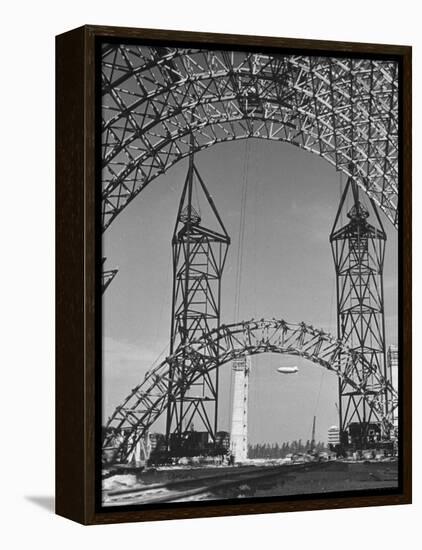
[154,253,172,350]
[313,368,325,417]
[233,139,250,323]
[154,342,170,365]
[313,173,342,426]
[253,172,258,318]
[193,170,201,217]
[229,139,251,431]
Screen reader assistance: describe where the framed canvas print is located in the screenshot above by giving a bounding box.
[56,25,412,525]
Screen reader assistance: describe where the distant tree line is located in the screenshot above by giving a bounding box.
[248,440,328,458]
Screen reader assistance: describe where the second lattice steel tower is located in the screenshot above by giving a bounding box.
[330,175,388,449]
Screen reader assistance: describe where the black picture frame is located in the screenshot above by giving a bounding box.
[56,25,412,525]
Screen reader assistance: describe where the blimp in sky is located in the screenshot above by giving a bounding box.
[277,365,299,374]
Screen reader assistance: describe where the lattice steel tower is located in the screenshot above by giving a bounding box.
[330,175,388,449]
[166,152,230,451]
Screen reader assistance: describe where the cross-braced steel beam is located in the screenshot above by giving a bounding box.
[101,46,399,232]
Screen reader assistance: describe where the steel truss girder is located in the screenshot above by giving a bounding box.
[101,258,118,293]
[101,46,399,231]
[103,318,397,462]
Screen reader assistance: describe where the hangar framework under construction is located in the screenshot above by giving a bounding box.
[101,45,400,466]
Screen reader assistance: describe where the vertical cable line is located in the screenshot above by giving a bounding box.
[229,139,251,430]
[313,188,339,436]
[253,174,258,318]
[233,139,251,323]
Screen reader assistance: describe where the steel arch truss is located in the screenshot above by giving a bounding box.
[103,318,397,462]
[101,45,399,231]
[101,258,118,293]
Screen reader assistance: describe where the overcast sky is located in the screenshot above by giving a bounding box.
[102,138,398,445]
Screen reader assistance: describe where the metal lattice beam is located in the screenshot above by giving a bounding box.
[101,46,399,231]
[102,257,118,293]
[103,318,397,462]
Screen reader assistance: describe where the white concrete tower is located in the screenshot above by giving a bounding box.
[230,356,251,463]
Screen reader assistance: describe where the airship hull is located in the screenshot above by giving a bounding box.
[277,366,299,374]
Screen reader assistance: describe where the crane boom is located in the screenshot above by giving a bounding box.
[310,416,316,452]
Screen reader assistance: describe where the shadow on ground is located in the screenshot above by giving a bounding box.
[25,496,55,513]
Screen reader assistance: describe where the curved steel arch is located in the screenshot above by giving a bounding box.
[103,318,397,462]
[102,46,399,231]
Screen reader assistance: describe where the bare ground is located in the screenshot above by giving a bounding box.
[103,460,399,504]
